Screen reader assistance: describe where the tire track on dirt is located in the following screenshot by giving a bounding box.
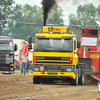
[7,89,97,100]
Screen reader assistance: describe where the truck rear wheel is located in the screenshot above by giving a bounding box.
[33,77,40,84]
[70,69,79,86]
[78,67,85,85]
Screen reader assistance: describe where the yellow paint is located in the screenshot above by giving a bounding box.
[33,71,76,79]
[36,33,74,37]
[34,52,73,57]
[90,53,99,59]
[43,26,66,32]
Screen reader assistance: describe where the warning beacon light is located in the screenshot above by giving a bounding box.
[39,30,42,34]
[77,26,81,30]
[68,30,71,34]
[77,26,79,30]
[79,26,81,29]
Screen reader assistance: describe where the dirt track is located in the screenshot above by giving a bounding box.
[0,73,100,100]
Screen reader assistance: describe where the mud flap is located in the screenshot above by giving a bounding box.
[91,59,100,81]
[98,59,100,75]
[79,58,92,72]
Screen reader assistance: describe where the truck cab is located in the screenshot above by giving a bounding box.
[0,36,17,74]
[29,26,85,85]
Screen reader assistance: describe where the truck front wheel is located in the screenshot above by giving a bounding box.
[70,69,79,86]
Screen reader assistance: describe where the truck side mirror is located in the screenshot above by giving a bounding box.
[77,41,81,48]
[28,44,32,50]
[14,44,17,51]
[28,37,32,44]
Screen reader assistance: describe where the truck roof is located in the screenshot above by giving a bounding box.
[0,36,13,39]
[0,36,13,41]
[36,33,76,38]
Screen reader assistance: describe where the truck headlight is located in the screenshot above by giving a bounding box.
[11,68,13,70]
[10,64,13,66]
[9,55,13,58]
[34,68,39,71]
[66,68,72,72]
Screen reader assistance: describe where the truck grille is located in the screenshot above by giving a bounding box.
[36,57,70,60]
[0,54,13,64]
[36,57,70,64]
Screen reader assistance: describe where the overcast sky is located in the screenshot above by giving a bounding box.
[14,0,100,24]
[14,0,42,7]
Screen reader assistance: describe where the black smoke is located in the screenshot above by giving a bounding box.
[41,0,57,26]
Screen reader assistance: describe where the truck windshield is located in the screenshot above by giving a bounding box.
[0,42,13,50]
[34,37,73,52]
[81,37,97,46]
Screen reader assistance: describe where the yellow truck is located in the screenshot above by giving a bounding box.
[28,26,85,85]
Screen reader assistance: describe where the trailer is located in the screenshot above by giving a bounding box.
[13,39,29,70]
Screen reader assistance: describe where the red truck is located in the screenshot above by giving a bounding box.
[77,28,100,81]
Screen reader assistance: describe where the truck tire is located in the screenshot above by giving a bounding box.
[78,67,85,85]
[70,69,79,86]
[33,77,40,84]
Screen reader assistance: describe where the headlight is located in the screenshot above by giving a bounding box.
[34,68,39,71]
[10,52,13,54]
[11,68,13,70]
[9,55,13,58]
[10,64,13,66]
[66,68,72,72]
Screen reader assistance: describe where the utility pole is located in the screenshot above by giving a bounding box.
[0,20,5,36]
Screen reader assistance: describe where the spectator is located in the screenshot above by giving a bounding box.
[21,53,29,75]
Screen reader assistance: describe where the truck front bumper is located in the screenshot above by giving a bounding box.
[33,71,76,79]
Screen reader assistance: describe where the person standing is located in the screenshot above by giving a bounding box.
[21,53,29,75]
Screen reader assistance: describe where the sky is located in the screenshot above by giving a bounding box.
[14,0,100,24]
[14,0,42,7]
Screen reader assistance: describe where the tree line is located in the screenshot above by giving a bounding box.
[0,0,100,41]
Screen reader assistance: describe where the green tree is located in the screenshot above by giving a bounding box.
[5,4,43,41]
[68,3,97,39]
[76,4,97,25]
[96,4,100,22]
[4,4,65,41]
[0,0,15,35]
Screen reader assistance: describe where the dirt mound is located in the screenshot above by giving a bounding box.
[85,72,98,85]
